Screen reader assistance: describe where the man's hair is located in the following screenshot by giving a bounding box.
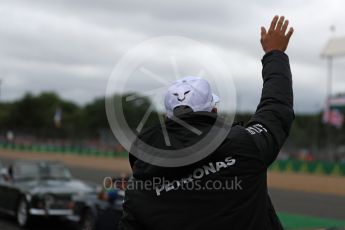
[173,105,193,117]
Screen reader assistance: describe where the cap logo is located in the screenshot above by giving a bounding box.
[173,90,190,102]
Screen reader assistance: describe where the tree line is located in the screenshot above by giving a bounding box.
[0,92,344,152]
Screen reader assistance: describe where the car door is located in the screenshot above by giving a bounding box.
[0,167,16,214]
[0,179,6,210]
[0,162,8,210]
[6,182,22,213]
[0,163,24,214]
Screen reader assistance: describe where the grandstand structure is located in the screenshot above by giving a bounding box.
[322,37,345,99]
[322,37,345,159]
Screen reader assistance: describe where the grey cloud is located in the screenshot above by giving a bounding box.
[1,0,345,114]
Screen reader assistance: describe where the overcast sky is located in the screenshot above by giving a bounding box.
[1,0,345,113]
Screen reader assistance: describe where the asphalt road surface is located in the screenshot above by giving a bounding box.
[0,157,344,230]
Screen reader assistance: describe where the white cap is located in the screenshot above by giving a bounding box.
[164,76,219,118]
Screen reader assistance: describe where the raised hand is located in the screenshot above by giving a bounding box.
[260,15,294,53]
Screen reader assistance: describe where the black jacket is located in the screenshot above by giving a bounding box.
[119,51,294,230]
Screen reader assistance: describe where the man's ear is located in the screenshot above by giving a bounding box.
[211,107,218,113]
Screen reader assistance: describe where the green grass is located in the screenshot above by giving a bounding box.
[278,212,345,229]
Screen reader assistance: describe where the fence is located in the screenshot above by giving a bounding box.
[269,159,345,176]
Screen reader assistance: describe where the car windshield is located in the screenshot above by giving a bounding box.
[13,162,71,181]
[40,164,72,180]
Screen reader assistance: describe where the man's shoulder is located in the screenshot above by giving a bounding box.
[218,123,263,160]
[227,122,269,140]
[227,123,251,140]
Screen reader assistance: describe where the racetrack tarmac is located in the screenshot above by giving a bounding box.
[0,157,344,230]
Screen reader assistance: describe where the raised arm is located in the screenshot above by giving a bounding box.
[247,16,295,166]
